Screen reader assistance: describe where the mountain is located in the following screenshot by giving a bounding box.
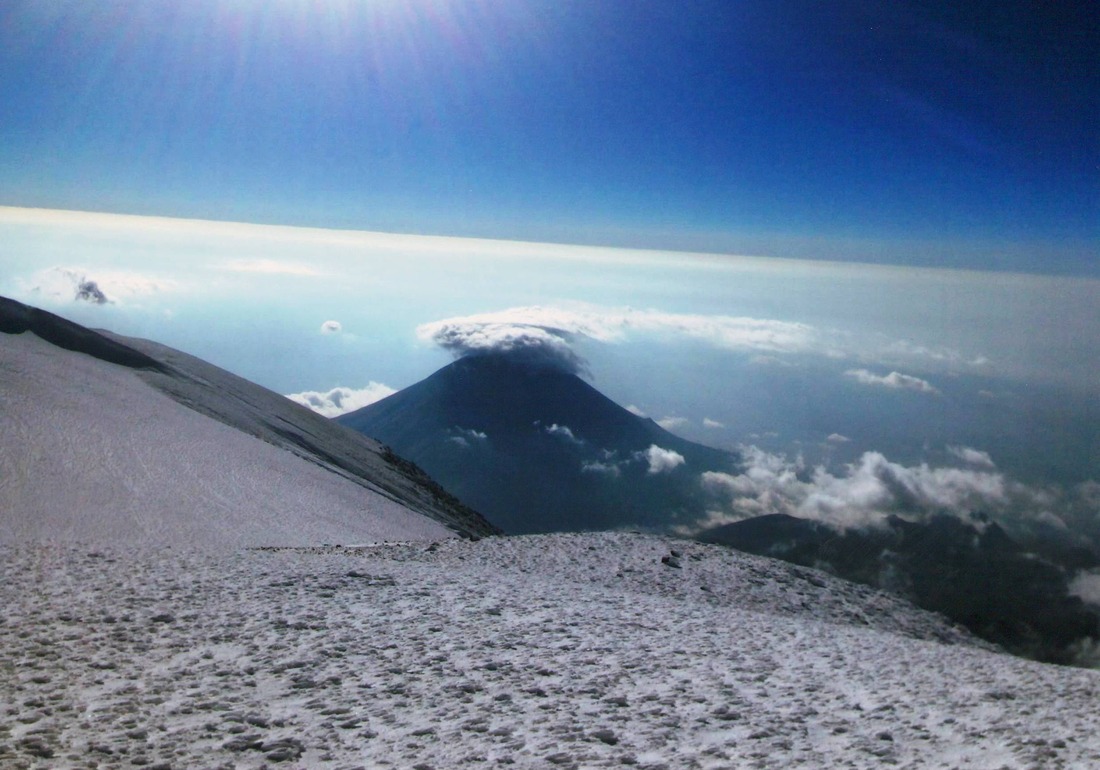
[697,512,1100,665]
[0,296,497,547]
[338,353,739,534]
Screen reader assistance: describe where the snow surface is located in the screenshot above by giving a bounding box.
[0,331,453,547]
[3,532,1098,769]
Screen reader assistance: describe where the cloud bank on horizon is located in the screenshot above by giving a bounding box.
[692,444,1100,543]
[416,303,978,383]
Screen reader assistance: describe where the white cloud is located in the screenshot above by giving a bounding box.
[545,423,582,444]
[697,445,1047,532]
[703,418,725,429]
[418,303,985,382]
[845,368,941,395]
[948,445,996,469]
[1070,572,1100,606]
[449,427,488,448]
[640,445,685,475]
[285,383,396,418]
[657,416,689,431]
[417,318,585,374]
[417,304,823,375]
[220,258,320,276]
[22,266,178,305]
[321,320,343,334]
[582,460,622,478]
[625,404,648,418]
[826,433,851,443]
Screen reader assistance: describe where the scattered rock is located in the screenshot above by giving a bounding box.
[592,728,619,745]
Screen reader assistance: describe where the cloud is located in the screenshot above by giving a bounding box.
[703,418,725,429]
[417,317,586,374]
[845,368,941,395]
[582,460,622,478]
[1070,572,1100,607]
[545,423,582,444]
[417,304,825,376]
[449,427,488,449]
[626,404,648,418]
[640,445,686,475]
[285,383,396,418]
[697,445,1048,532]
[657,416,689,431]
[826,433,851,443]
[320,320,343,334]
[948,445,996,469]
[418,303,984,385]
[220,258,320,276]
[22,266,178,305]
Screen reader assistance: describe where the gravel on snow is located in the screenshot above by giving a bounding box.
[3,532,1098,769]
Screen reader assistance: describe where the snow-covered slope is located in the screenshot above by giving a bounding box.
[3,533,1098,769]
[0,296,495,547]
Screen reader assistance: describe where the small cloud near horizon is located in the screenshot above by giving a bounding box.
[321,320,343,334]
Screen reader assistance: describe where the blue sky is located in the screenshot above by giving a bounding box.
[1,0,1096,273]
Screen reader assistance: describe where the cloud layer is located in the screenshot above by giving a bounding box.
[418,303,984,384]
[697,445,1050,532]
[285,383,396,418]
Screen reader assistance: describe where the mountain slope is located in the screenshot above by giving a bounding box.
[0,296,496,546]
[697,512,1100,665]
[8,533,1100,768]
[338,354,738,533]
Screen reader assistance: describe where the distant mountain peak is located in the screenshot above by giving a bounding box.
[339,353,739,534]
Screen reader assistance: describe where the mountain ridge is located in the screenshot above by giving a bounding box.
[0,295,497,545]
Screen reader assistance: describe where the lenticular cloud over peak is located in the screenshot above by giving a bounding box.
[417,314,590,375]
[416,304,825,376]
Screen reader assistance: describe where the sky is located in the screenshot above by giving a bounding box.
[0,0,1096,273]
[0,3,1098,547]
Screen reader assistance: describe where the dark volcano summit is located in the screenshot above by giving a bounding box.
[338,353,739,533]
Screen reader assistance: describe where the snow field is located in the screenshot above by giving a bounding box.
[3,533,1098,769]
[0,332,454,547]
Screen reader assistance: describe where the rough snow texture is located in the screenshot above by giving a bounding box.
[0,331,455,548]
[4,533,1098,769]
